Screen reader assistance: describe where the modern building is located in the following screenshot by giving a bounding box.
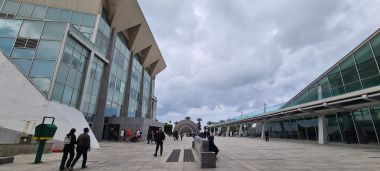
[0,0,166,146]
[209,27,380,145]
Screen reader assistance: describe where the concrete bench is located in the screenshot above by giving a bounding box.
[0,157,14,165]
[192,136,216,168]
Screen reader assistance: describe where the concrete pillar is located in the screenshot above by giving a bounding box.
[261,122,265,139]
[318,115,327,144]
[238,124,243,137]
[213,128,216,136]
[226,126,230,137]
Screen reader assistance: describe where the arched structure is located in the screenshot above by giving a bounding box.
[173,120,198,135]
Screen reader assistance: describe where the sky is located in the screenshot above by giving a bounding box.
[138,0,380,124]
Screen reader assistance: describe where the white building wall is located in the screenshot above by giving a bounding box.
[0,52,99,148]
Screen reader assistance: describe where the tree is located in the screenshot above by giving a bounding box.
[164,123,173,135]
[185,116,191,120]
[196,118,202,132]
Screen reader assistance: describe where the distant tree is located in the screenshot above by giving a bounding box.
[197,118,202,132]
[164,123,173,135]
[185,116,191,120]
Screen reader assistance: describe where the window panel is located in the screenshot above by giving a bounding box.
[52,82,65,101]
[361,75,380,89]
[1,0,20,15]
[354,43,379,79]
[353,108,378,144]
[337,112,358,144]
[81,13,95,27]
[345,81,362,93]
[371,34,380,69]
[62,86,73,105]
[70,12,82,25]
[326,114,342,142]
[58,10,71,22]
[31,5,47,19]
[17,3,34,18]
[11,58,32,74]
[41,22,66,40]
[10,48,35,59]
[29,60,55,77]
[0,19,22,37]
[0,38,15,56]
[45,7,60,20]
[56,63,69,84]
[371,107,380,142]
[327,67,343,88]
[31,77,50,94]
[19,20,44,39]
[35,40,61,59]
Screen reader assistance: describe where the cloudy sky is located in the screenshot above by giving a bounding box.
[138,0,380,124]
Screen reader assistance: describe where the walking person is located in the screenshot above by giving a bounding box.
[120,129,125,142]
[265,131,269,142]
[180,132,184,141]
[59,128,76,170]
[154,128,165,157]
[69,128,91,171]
[147,131,153,144]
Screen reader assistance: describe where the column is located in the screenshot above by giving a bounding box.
[261,122,265,139]
[226,126,230,137]
[213,128,216,136]
[318,115,327,144]
[238,124,243,137]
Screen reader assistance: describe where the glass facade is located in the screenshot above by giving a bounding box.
[0,19,65,94]
[0,0,96,39]
[263,106,380,144]
[52,37,89,107]
[282,33,380,109]
[142,70,152,118]
[128,56,143,117]
[81,56,104,123]
[95,13,111,55]
[104,34,130,117]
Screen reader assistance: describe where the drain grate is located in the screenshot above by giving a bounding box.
[184,149,195,162]
[166,149,181,162]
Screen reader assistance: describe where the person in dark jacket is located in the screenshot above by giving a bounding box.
[59,128,76,170]
[69,128,91,171]
[154,128,165,157]
[147,131,153,144]
[208,136,219,157]
[265,131,269,142]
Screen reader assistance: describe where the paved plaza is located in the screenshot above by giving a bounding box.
[1,137,380,171]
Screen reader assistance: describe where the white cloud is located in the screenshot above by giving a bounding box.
[138,0,380,123]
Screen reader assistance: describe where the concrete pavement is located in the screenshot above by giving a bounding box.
[1,136,380,171]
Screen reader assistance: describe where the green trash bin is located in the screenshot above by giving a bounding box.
[33,116,57,164]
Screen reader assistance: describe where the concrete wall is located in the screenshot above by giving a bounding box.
[108,117,163,141]
[0,143,53,157]
[0,53,100,148]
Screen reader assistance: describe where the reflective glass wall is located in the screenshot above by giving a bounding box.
[104,34,130,117]
[282,33,380,109]
[81,56,104,123]
[128,56,143,117]
[264,106,380,145]
[142,70,151,119]
[0,0,96,39]
[0,19,66,94]
[52,36,90,107]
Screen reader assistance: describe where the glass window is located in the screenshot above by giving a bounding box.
[31,77,50,94]
[352,108,378,144]
[304,117,318,141]
[0,19,22,37]
[70,12,82,25]
[52,83,65,101]
[19,20,44,39]
[29,60,55,77]
[31,5,47,19]
[17,3,34,18]
[296,118,307,140]
[318,76,330,99]
[45,7,60,21]
[371,106,380,143]
[1,0,20,15]
[326,114,342,142]
[62,86,73,105]
[354,43,379,79]
[81,14,95,27]
[0,38,15,56]
[35,40,61,59]
[340,56,360,84]
[362,75,380,88]
[58,10,71,22]
[10,48,35,59]
[11,58,32,74]
[327,67,343,88]
[371,34,380,69]
[56,63,69,84]
[41,22,66,40]
[337,112,358,144]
